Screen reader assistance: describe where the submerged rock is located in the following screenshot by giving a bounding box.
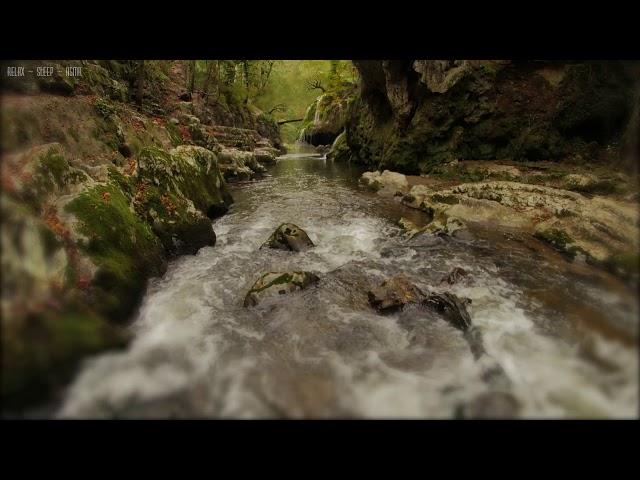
[261,223,315,252]
[441,267,469,285]
[244,271,320,307]
[367,274,427,312]
[457,391,521,419]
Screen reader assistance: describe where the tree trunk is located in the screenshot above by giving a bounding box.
[242,60,250,105]
[188,60,196,93]
[202,61,215,101]
[136,60,145,107]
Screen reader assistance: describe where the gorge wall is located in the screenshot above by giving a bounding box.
[329,60,639,174]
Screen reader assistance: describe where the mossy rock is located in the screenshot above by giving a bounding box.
[137,145,233,219]
[65,182,167,321]
[244,271,320,307]
[133,182,216,256]
[327,131,351,162]
[10,144,88,212]
[260,223,315,252]
[605,251,640,282]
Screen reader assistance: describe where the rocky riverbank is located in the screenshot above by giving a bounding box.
[1,61,283,410]
[359,162,639,284]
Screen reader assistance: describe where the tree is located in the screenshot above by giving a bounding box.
[306,78,326,93]
[188,60,196,93]
[136,60,145,106]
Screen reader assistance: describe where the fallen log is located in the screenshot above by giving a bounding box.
[277,118,303,125]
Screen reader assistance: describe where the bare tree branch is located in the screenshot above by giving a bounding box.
[268,103,287,115]
[306,78,326,93]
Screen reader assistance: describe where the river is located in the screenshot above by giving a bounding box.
[58,152,639,418]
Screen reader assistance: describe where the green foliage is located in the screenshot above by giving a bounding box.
[95,98,117,118]
[65,183,166,320]
[252,61,355,143]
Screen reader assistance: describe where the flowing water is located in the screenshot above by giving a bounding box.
[59,153,639,418]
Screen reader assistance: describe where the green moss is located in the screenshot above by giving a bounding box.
[570,179,618,195]
[107,166,134,198]
[535,228,574,251]
[65,183,166,320]
[38,148,70,187]
[431,193,460,205]
[95,98,117,118]
[606,251,640,278]
[137,146,233,217]
[2,307,126,410]
[165,121,183,147]
[249,272,317,295]
[19,148,87,211]
[133,182,214,255]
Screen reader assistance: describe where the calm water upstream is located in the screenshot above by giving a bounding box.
[58,153,639,418]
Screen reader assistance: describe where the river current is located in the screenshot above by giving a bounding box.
[58,153,639,418]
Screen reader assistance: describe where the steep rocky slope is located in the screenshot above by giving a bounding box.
[1,60,282,410]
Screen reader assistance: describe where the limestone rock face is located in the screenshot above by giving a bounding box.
[343,60,638,174]
[413,60,473,94]
[261,223,315,252]
[244,271,320,307]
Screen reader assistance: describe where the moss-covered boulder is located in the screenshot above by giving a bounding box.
[261,223,315,252]
[327,131,350,162]
[298,87,355,146]
[63,181,167,321]
[217,148,262,181]
[137,145,233,218]
[244,271,320,307]
[131,177,216,256]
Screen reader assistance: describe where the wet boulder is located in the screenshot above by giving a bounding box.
[139,145,234,218]
[149,209,216,256]
[261,223,315,252]
[253,148,278,165]
[244,271,320,307]
[423,292,473,332]
[367,274,427,312]
[360,170,409,196]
